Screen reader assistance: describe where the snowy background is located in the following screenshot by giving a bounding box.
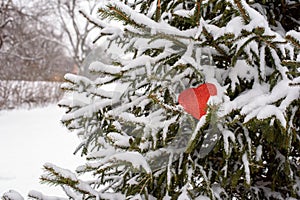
[0,105,84,197]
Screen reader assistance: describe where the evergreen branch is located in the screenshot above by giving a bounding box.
[49,0,300,198]
[231,33,278,65]
[250,28,279,50]
[138,174,152,197]
[185,121,205,154]
[195,0,203,25]
[233,0,250,23]
[286,35,300,49]
[41,164,101,197]
[214,33,235,46]
[148,33,187,49]
[282,60,300,68]
[156,0,161,22]
[149,93,182,114]
[40,170,79,189]
[99,4,142,28]
[289,82,300,87]
[232,39,255,65]
[79,10,105,29]
[202,26,229,57]
[124,22,194,42]
[109,6,132,24]
[79,9,119,44]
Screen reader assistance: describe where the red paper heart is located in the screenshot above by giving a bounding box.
[178,83,217,120]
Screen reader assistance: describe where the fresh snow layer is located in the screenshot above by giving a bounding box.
[0,105,84,197]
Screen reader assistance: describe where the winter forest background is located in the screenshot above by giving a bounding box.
[1,0,300,199]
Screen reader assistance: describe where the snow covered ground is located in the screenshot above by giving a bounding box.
[0,105,85,197]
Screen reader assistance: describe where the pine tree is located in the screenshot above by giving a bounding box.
[4,0,299,199]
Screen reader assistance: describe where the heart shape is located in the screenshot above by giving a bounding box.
[178,83,217,120]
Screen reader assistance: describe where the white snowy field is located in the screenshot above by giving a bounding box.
[0,105,85,197]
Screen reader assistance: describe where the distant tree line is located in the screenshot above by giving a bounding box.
[0,0,99,109]
[0,0,96,82]
[0,80,63,109]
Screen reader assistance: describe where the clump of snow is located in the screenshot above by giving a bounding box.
[107,132,132,147]
[89,61,122,74]
[212,184,227,199]
[229,60,258,91]
[242,153,251,185]
[178,185,190,200]
[256,145,262,162]
[222,130,235,155]
[43,163,78,181]
[174,9,195,18]
[2,190,24,200]
[28,190,67,200]
[109,152,151,174]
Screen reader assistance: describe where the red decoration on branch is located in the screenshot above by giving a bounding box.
[178,83,217,120]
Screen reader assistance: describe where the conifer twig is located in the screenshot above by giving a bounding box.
[79,10,105,29]
[233,0,250,23]
[195,0,203,25]
[286,35,300,49]
[156,0,161,22]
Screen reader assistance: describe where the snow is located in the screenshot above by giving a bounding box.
[63,73,92,88]
[221,130,235,155]
[61,99,115,122]
[99,0,196,37]
[178,185,189,200]
[186,117,206,151]
[89,61,122,74]
[2,190,24,200]
[28,190,68,200]
[107,132,132,147]
[256,105,286,125]
[195,196,210,200]
[229,60,258,91]
[109,152,151,174]
[259,45,266,80]
[212,184,226,199]
[256,145,262,162]
[0,105,84,197]
[286,30,300,43]
[270,49,289,79]
[225,17,244,34]
[145,0,157,18]
[242,153,251,185]
[242,80,300,126]
[173,8,195,18]
[43,163,78,181]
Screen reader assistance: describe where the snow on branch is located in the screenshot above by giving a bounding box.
[108,152,152,174]
[28,190,68,200]
[99,0,197,38]
[224,79,300,127]
[286,30,300,49]
[2,190,24,200]
[40,163,101,198]
[79,9,123,43]
[89,61,122,74]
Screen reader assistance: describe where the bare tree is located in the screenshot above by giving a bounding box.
[0,1,12,49]
[52,0,99,73]
[0,0,74,81]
